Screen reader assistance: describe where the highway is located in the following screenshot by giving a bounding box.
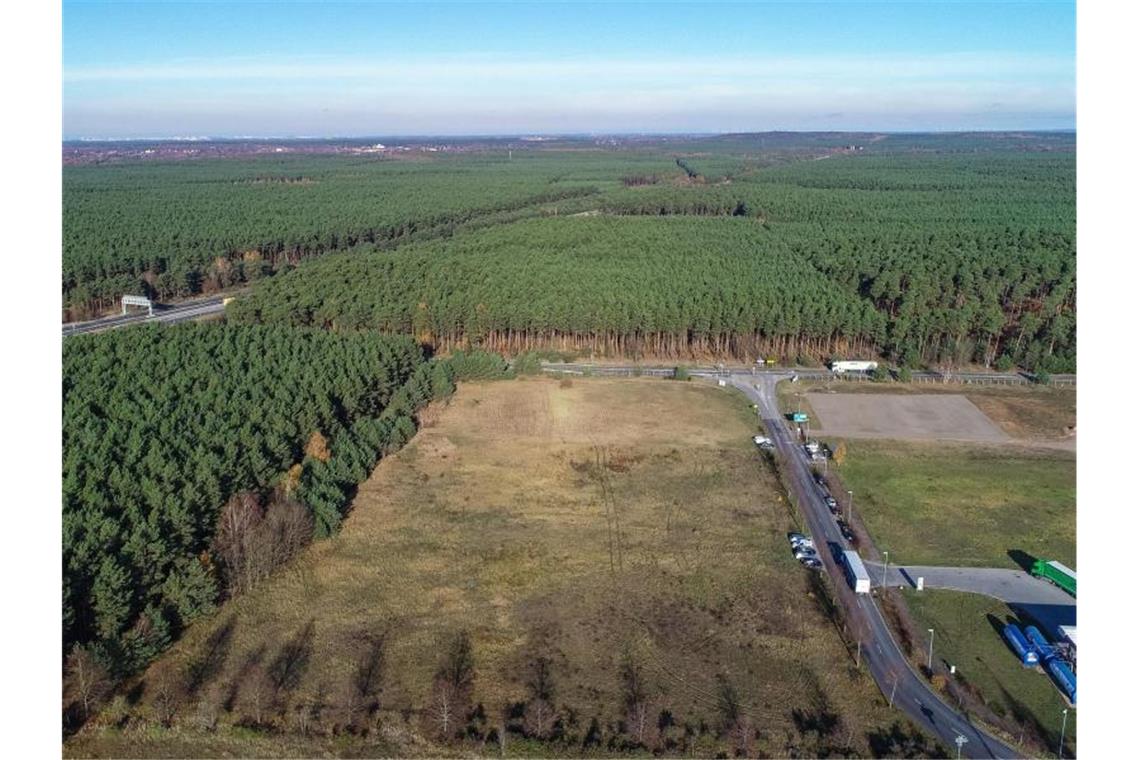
[731,373,1019,758]
[62,297,228,337]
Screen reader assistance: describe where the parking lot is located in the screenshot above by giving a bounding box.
[808,393,1010,443]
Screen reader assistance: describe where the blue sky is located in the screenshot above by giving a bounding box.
[63,1,1076,138]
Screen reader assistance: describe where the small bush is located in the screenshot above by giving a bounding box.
[513,352,544,376]
[672,366,691,381]
[995,354,1015,372]
[446,350,511,381]
[896,366,912,383]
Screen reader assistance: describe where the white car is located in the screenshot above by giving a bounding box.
[794,546,818,561]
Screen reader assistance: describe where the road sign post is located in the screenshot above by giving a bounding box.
[1058,708,1068,759]
[955,734,968,759]
[927,629,935,671]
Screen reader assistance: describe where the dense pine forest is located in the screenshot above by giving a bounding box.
[62,152,679,318]
[216,142,1075,371]
[228,216,887,359]
[62,324,472,677]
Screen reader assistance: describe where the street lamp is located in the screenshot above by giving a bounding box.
[927,628,935,671]
[846,490,853,522]
[1058,708,1069,759]
[882,551,889,589]
[955,734,968,759]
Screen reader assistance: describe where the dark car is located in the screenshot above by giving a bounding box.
[836,519,856,542]
[801,557,823,570]
[813,472,826,486]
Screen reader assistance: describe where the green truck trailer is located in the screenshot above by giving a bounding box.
[1031,559,1076,597]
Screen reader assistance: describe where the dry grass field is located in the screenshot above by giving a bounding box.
[68,377,917,757]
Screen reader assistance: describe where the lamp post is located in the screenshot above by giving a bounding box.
[846,490,853,522]
[955,735,968,759]
[882,551,889,589]
[927,628,935,671]
[1058,708,1069,759]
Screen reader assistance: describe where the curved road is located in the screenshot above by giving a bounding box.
[728,373,1020,758]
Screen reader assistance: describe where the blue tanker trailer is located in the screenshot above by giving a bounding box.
[1024,625,1057,661]
[1002,624,1040,666]
[1047,658,1077,705]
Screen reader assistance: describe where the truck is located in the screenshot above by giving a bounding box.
[842,550,871,594]
[1002,624,1040,667]
[830,360,878,374]
[1031,559,1076,597]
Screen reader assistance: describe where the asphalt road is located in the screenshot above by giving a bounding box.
[544,362,1075,387]
[62,297,227,337]
[727,373,1021,758]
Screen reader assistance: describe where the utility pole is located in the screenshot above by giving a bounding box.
[847,490,853,522]
[882,551,889,588]
[927,628,935,671]
[1058,708,1069,759]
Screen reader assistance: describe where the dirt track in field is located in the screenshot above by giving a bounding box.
[809,393,1011,443]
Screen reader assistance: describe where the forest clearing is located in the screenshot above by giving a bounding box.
[66,377,923,757]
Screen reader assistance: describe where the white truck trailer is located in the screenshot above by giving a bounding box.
[842,550,871,593]
[831,360,879,374]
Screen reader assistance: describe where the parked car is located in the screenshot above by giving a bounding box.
[836,520,856,542]
[801,557,822,569]
[794,545,818,560]
[787,532,808,546]
[813,472,826,486]
[825,496,838,512]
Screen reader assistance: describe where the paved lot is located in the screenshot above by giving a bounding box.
[866,562,1076,634]
[809,393,1011,443]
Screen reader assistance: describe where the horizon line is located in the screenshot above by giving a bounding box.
[63,128,1079,143]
